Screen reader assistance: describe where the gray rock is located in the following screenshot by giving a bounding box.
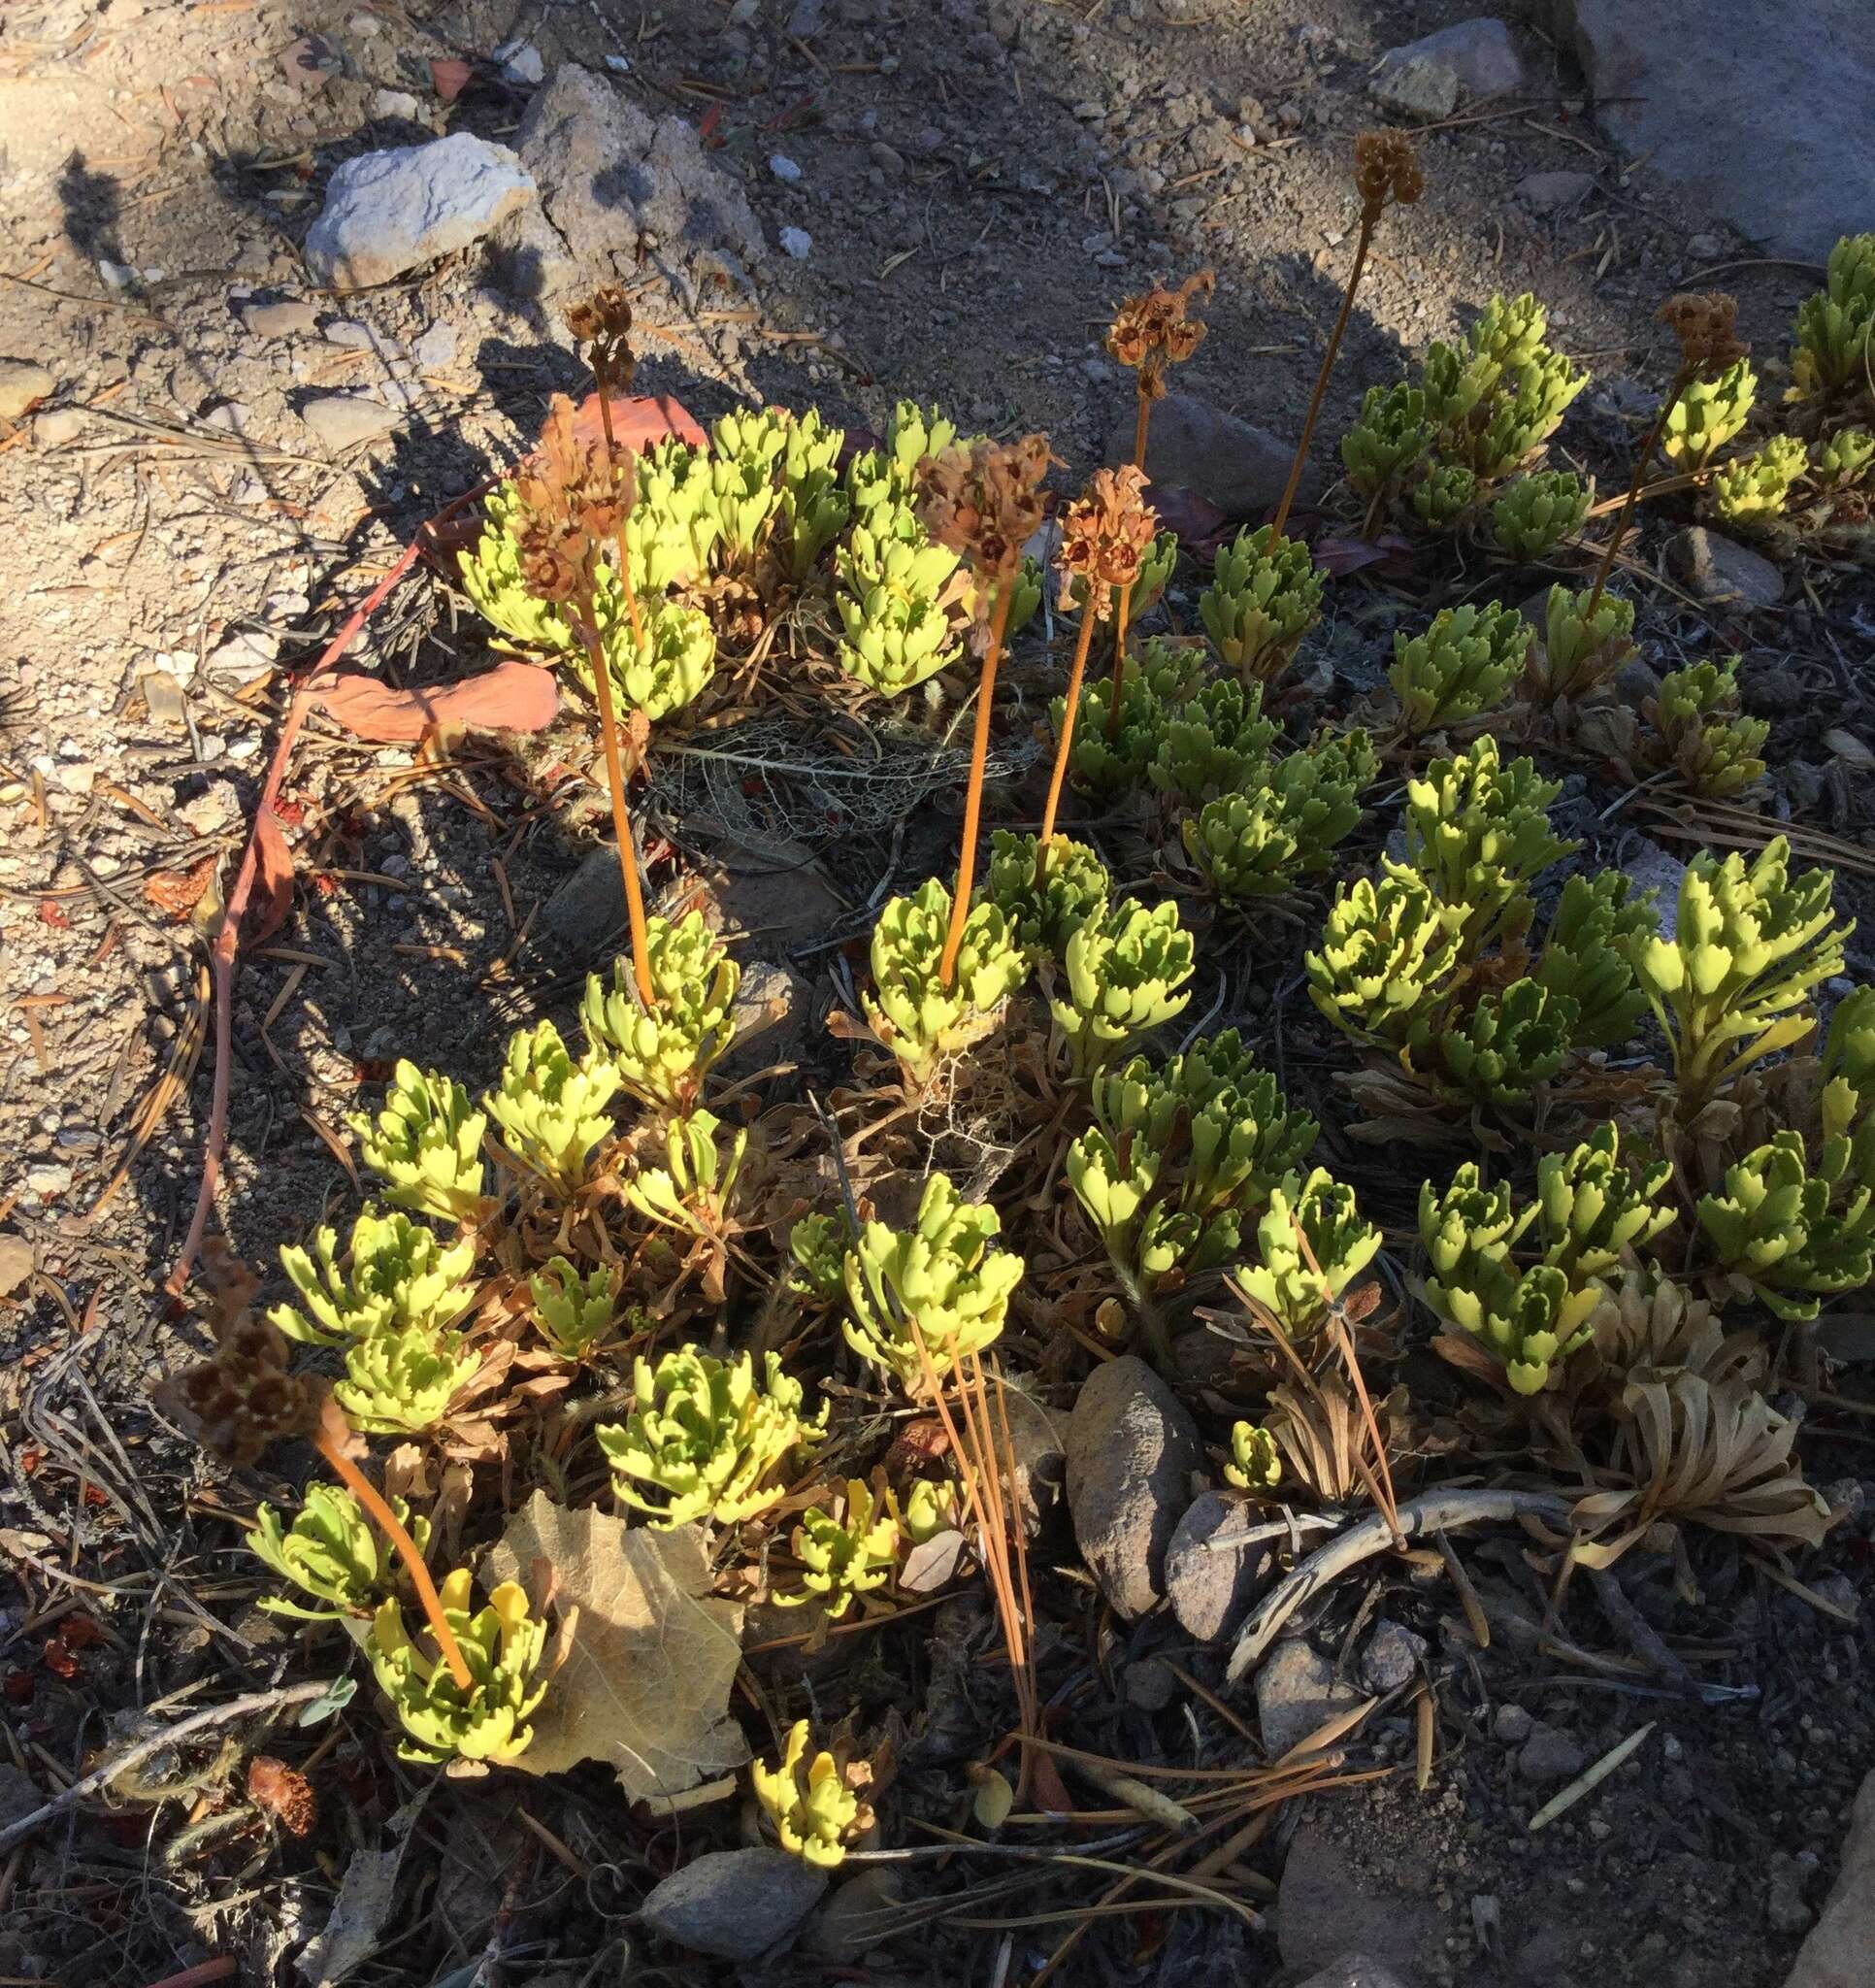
[1370,18,1526,120]
[0,358,56,421]
[716,960,813,1082]
[1124,1655,1179,1711]
[1277,1817,1446,1976]
[0,1235,33,1299]
[494,37,544,85]
[412,322,458,370]
[1786,1771,1875,1988]
[1164,1490,1272,1643]
[1767,1851,1817,1936]
[299,393,400,451]
[1517,168,1595,215]
[33,407,84,447]
[1493,1703,1533,1744]
[1620,841,1688,939]
[640,1848,825,1961]
[1256,1638,1361,1760]
[1294,1959,1414,1988]
[542,844,633,951]
[1359,1619,1428,1696]
[1519,1722,1587,1784]
[1105,389,1296,518]
[371,87,422,121]
[1663,526,1784,610]
[305,134,535,288]
[805,1868,899,1961]
[1065,1355,1201,1619]
[780,226,813,259]
[785,0,826,34]
[241,298,318,339]
[0,1763,41,1833]
[1550,0,1875,262]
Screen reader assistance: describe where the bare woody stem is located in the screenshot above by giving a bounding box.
[1131,384,1152,471]
[577,608,657,1011]
[312,1404,472,1693]
[1268,217,1374,542]
[938,580,1017,991]
[1583,363,1693,620]
[1102,580,1133,745]
[1035,607,1100,880]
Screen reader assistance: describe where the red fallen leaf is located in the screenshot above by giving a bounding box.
[1030,1750,1073,1814]
[310,658,560,744]
[239,809,295,949]
[430,56,473,101]
[145,855,218,921]
[16,1448,42,1474]
[312,873,339,900]
[563,391,707,455]
[1313,528,1417,578]
[42,1637,81,1680]
[272,798,306,828]
[1143,482,1231,556]
[38,899,71,929]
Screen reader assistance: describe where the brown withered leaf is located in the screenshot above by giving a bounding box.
[145,855,218,922]
[483,1493,746,1807]
[247,1754,316,1837]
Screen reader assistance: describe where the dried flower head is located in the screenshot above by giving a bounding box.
[247,1755,317,1837]
[1354,129,1424,222]
[916,433,1054,578]
[1657,291,1747,377]
[1106,270,1215,398]
[1058,464,1159,618]
[153,1242,315,1466]
[510,394,636,603]
[564,283,637,396]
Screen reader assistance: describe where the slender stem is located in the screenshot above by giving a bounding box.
[1583,363,1692,620]
[576,608,655,1010]
[1268,216,1374,542]
[312,1411,472,1693]
[1036,607,1100,878]
[938,580,1015,989]
[1132,385,1151,472]
[1102,580,1132,745]
[589,377,649,654]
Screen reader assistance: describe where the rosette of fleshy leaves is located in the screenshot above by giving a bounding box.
[1526,583,1636,703]
[621,1109,746,1241]
[1069,1031,1318,1300]
[752,1721,872,1869]
[1422,292,1588,480]
[1695,1126,1875,1321]
[567,593,717,723]
[630,436,723,594]
[1490,470,1589,561]
[708,407,790,563]
[335,1321,483,1436]
[596,1345,827,1527]
[1341,381,1435,499]
[1389,600,1531,736]
[1537,1119,1678,1281]
[1789,231,1875,403]
[1054,637,1211,798]
[1531,870,1656,1049]
[861,878,1029,1088]
[1822,983,1875,1125]
[1709,434,1807,530]
[1198,525,1326,681]
[1645,657,1768,799]
[1409,462,1477,532]
[366,1569,552,1766]
[1661,358,1758,471]
[1224,1420,1282,1493]
[788,1210,853,1304]
[1306,868,1464,1049]
[581,911,740,1113]
[271,1208,477,1350]
[250,1482,429,1622]
[773,1475,900,1617]
[1812,427,1875,493]
[1233,1168,1381,1337]
[1624,835,1848,1111]
[528,1256,623,1361]
[1415,977,1577,1107]
[1181,728,1376,901]
[347,1061,488,1225]
[841,1174,1022,1390]
[1051,898,1196,1079]
[484,1019,620,1193]
[1399,736,1576,954]
[833,509,968,696]
[1144,676,1279,806]
[983,829,1111,966]
[775,406,852,580]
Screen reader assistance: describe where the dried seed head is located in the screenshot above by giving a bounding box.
[1657,291,1746,377]
[153,1244,314,1467]
[510,394,636,603]
[565,283,638,395]
[1105,270,1215,398]
[1354,129,1424,221]
[916,433,1054,578]
[1057,464,1159,617]
[247,1755,317,1838]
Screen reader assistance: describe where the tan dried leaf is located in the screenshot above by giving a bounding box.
[247,1754,316,1837]
[483,1492,747,1806]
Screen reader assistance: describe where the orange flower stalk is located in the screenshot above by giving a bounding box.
[1267,131,1423,541]
[916,434,1053,987]
[1107,270,1214,470]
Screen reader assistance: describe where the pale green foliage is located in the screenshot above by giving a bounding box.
[1791,232,1875,401]
[1198,526,1325,680]
[788,1211,852,1302]
[1528,582,1635,702]
[1532,871,1656,1049]
[708,406,791,560]
[997,555,1046,638]
[1491,470,1589,560]
[1145,676,1278,805]
[1422,293,1588,480]
[1625,837,1850,1110]
[347,1060,487,1224]
[528,1256,622,1360]
[1709,434,1807,529]
[862,878,1029,1087]
[596,1345,826,1527]
[622,1109,747,1238]
[1181,729,1376,901]
[895,1475,960,1542]
[1224,1421,1282,1492]
[1389,601,1531,735]
[367,1569,550,1765]
[776,406,852,580]
[568,594,717,722]
[335,1320,482,1434]
[631,437,722,593]
[1822,984,1875,1134]
[832,507,965,696]
[1535,1122,1676,1279]
[250,1483,427,1621]
[1409,462,1477,530]
[1054,639,1211,797]
[984,829,1111,963]
[1423,977,1575,1105]
[271,1208,477,1349]
[842,1175,1022,1389]
[1813,427,1875,492]
[1341,381,1434,497]
[773,1476,899,1617]
[1234,1168,1381,1335]
[485,1020,621,1193]
[1649,657,1768,798]
[581,911,740,1112]
[1051,898,1196,1078]
[1661,359,1758,471]
[1306,870,1463,1048]
[457,480,583,654]
[1696,1128,1875,1320]
[753,1721,863,1869]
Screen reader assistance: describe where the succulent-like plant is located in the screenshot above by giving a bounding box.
[348,1061,488,1226]
[1307,869,1464,1048]
[1661,358,1758,471]
[1198,526,1325,681]
[984,829,1110,965]
[1052,898,1196,1078]
[1532,870,1656,1049]
[1790,232,1875,402]
[251,1482,428,1621]
[1527,582,1635,703]
[1536,1121,1677,1280]
[367,1569,551,1765]
[457,480,589,656]
[1054,638,1210,799]
[862,878,1029,1088]
[334,1320,482,1436]
[774,1475,901,1617]
[842,1174,1022,1389]
[622,1109,747,1239]
[1145,676,1278,806]
[1224,1420,1282,1492]
[1182,729,1376,901]
[752,1721,870,1868]
[1341,381,1435,498]
[1696,1129,1875,1320]
[1423,293,1588,480]
[1069,529,1178,626]
[528,1256,623,1360]
[485,1020,621,1194]
[833,511,967,697]
[1389,601,1531,736]
[1423,977,1576,1106]
[788,1211,853,1303]
[776,406,852,580]
[1409,461,1478,531]
[1234,1168,1381,1336]
[1822,984,1875,1132]
[1626,837,1848,1110]
[1491,470,1589,561]
[708,407,790,562]
[1647,657,1768,798]
[631,436,723,593]
[1709,434,1808,530]
[582,911,740,1113]
[568,593,717,723]
[597,1345,826,1527]
[271,1208,478,1350]
[1812,426,1875,492]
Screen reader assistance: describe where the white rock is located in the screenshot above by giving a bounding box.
[299,392,401,450]
[98,260,138,290]
[241,298,318,338]
[207,629,280,680]
[26,1163,73,1198]
[34,407,84,447]
[769,152,804,183]
[304,133,536,289]
[371,88,422,121]
[412,322,458,370]
[495,37,544,84]
[0,359,55,423]
[779,225,813,259]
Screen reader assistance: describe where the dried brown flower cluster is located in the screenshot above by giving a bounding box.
[1106,270,1215,399]
[1353,129,1424,223]
[1057,464,1158,619]
[154,1245,313,1466]
[511,394,635,606]
[916,433,1054,579]
[565,283,638,396]
[1657,291,1747,377]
